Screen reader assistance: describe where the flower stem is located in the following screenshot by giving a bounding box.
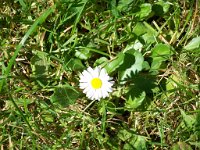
[83,100,96,112]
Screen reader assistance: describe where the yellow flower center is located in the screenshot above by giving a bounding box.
[91,78,102,89]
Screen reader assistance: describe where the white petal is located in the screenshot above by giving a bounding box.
[87,67,95,75]
[103,92,109,99]
[86,89,95,99]
[79,82,90,89]
[89,67,99,77]
[94,90,101,100]
[102,80,113,87]
[91,93,96,100]
[100,88,108,98]
[99,68,107,77]
[106,87,113,92]
[79,66,114,100]
[81,70,93,81]
[99,70,109,80]
[83,86,91,94]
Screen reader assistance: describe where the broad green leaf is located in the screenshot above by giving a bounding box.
[117,0,134,12]
[117,129,133,141]
[142,32,157,44]
[128,74,157,95]
[143,21,158,35]
[180,109,195,129]
[41,110,54,123]
[31,51,50,76]
[142,61,150,71]
[150,44,173,72]
[119,49,144,81]
[94,57,109,67]
[75,46,109,59]
[150,57,164,72]
[14,98,34,107]
[166,72,180,96]
[50,85,79,107]
[184,36,200,50]
[30,51,50,85]
[152,1,171,16]
[66,58,85,71]
[118,129,147,150]
[126,74,158,106]
[125,91,146,111]
[158,1,171,14]
[141,22,158,44]
[105,52,125,74]
[133,40,143,50]
[171,142,193,150]
[151,43,173,57]
[133,22,147,36]
[133,136,147,150]
[136,3,152,19]
[75,48,91,60]
[124,75,157,110]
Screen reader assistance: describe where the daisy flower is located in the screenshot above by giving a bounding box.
[79,67,114,100]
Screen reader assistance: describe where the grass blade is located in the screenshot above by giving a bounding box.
[0,5,56,92]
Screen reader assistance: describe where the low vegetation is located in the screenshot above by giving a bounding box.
[0,0,199,149]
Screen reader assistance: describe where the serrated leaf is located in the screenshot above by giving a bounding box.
[105,52,125,74]
[50,85,79,107]
[184,36,200,50]
[125,91,146,111]
[119,50,144,81]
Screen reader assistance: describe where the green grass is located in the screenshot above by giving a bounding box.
[0,0,200,149]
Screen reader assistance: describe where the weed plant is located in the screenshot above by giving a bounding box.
[0,0,199,149]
